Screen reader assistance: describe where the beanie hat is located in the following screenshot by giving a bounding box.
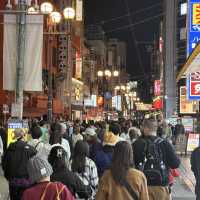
[27,154,53,183]
[14,128,25,139]
[103,132,118,146]
[85,128,96,136]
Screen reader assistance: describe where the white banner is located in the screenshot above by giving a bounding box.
[76,0,83,21]
[3,14,43,91]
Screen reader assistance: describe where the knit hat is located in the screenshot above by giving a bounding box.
[13,128,25,139]
[27,154,53,183]
[103,132,118,146]
[84,128,96,136]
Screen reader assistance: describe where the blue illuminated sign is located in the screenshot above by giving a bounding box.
[187,0,200,56]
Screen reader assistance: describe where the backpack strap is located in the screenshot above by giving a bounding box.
[40,182,65,200]
[34,141,42,150]
[123,179,139,200]
[40,182,51,200]
[56,183,65,200]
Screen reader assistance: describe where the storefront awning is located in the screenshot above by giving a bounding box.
[176,43,200,82]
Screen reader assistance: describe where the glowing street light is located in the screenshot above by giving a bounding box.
[97,70,103,77]
[113,70,119,77]
[27,6,38,14]
[115,86,120,90]
[63,7,75,19]
[104,70,111,77]
[40,2,53,14]
[50,11,62,24]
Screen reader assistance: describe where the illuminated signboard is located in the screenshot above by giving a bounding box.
[187,0,200,55]
[154,80,161,96]
[180,86,199,114]
[187,72,200,99]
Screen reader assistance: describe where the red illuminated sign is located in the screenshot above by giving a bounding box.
[189,73,200,98]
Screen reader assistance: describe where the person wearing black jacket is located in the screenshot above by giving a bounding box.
[191,147,200,200]
[48,145,92,199]
[2,128,36,200]
[133,118,180,200]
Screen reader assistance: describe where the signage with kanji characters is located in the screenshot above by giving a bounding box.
[180,86,198,113]
[188,0,200,55]
[187,73,200,100]
[187,133,200,151]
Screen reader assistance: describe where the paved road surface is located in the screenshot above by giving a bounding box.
[172,156,196,200]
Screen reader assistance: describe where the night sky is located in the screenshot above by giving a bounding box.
[85,0,163,101]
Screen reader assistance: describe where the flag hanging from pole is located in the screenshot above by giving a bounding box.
[3,14,43,92]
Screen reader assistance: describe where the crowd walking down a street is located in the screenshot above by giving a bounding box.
[0,116,199,200]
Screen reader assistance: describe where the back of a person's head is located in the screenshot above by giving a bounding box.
[142,118,158,134]
[48,146,68,171]
[89,120,95,126]
[27,154,53,183]
[39,120,47,127]
[74,140,89,158]
[49,124,62,145]
[131,120,139,128]
[51,122,62,133]
[109,122,121,135]
[31,126,42,139]
[111,141,133,185]
[72,140,89,173]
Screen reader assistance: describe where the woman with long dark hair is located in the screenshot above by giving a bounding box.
[70,140,98,199]
[96,141,149,200]
[48,145,92,199]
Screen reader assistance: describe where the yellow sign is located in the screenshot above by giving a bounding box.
[7,122,29,147]
[193,3,200,25]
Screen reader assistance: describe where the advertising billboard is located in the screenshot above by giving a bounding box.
[7,120,29,147]
[187,73,200,100]
[187,0,200,55]
[180,86,199,113]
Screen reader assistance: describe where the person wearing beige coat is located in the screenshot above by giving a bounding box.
[96,141,149,200]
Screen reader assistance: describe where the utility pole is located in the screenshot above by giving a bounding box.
[15,0,27,119]
[163,0,177,118]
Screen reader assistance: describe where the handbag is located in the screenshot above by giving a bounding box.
[40,182,65,200]
[122,179,139,200]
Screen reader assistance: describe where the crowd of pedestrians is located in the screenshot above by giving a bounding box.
[0,115,193,200]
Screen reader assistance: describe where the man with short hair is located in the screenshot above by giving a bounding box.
[133,118,180,200]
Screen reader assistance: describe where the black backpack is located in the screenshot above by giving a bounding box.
[138,137,168,186]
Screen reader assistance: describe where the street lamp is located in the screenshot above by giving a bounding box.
[113,70,119,77]
[104,70,111,77]
[50,11,62,24]
[63,7,75,19]
[97,70,103,77]
[40,2,53,14]
[40,2,75,121]
[63,7,75,120]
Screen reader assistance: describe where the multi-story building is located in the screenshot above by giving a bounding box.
[0,0,85,121]
[85,25,129,118]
